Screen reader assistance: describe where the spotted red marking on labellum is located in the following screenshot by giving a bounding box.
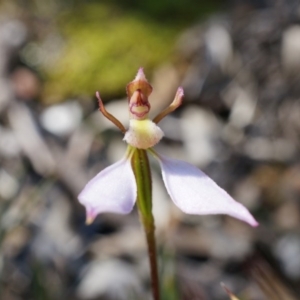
[129,89,151,119]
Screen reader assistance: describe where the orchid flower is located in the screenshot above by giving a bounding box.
[78,68,258,227]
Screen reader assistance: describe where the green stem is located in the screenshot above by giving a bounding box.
[131,148,160,300]
[145,221,160,300]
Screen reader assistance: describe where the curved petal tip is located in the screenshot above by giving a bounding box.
[177,87,184,97]
[85,208,97,225]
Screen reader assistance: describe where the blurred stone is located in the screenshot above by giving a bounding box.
[0,169,19,200]
[279,99,300,140]
[209,229,252,260]
[179,261,221,298]
[0,126,20,158]
[106,138,127,163]
[11,67,41,100]
[233,177,261,210]
[222,124,244,145]
[180,106,220,166]
[66,124,95,166]
[40,101,83,136]
[2,226,29,257]
[77,260,142,300]
[172,226,211,257]
[0,79,13,113]
[205,23,233,71]
[8,103,56,175]
[32,189,82,259]
[222,83,256,128]
[0,185,42,231]
[274,202,300,230]
[90,226,145,259]
[176,25,203,60]
[55,154,93,197]
[197,263,221,284]
[282,164,300,193]
[174,224,253,261]
[0,20,27,48]
[274,234,300,279]
[244,137,273,160]
[244,138,296,161]
[159,115,182,141]
[251,165,285,208]
[21,34,64,70]
[282,25,300,73]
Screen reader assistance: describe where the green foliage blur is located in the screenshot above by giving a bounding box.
[44,2,177,100]
[15,0,222,102]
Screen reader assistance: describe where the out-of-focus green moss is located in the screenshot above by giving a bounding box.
[104,0,222,26]
[42,3,179,102]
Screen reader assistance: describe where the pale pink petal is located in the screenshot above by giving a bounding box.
[78,157,137,221]
[157,154,258,226]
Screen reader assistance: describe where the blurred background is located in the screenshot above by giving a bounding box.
[0,0,300,299]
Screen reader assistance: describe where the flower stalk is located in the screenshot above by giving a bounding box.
[144,222,160,300]
[131,148,160,300]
